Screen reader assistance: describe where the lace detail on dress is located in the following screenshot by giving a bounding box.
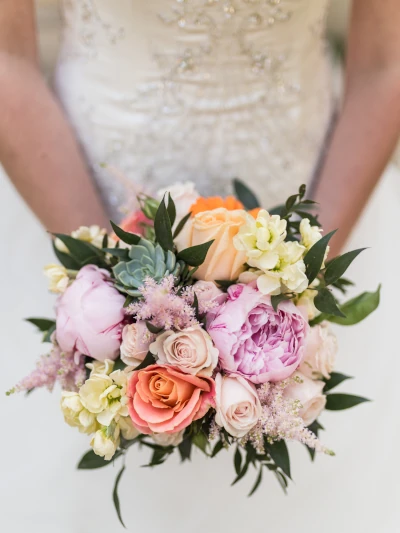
[55,0,334,218]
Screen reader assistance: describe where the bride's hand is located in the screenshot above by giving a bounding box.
[313,0,400,254]
[0,0,109,233]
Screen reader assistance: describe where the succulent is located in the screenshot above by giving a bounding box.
[113,238,184,297]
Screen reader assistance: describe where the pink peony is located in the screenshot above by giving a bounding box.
[127,364,215,434]
[56,265,125,362]
[207,284,309,384]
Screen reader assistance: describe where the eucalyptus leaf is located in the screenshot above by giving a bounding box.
[113,465,126,529]
[323,372,353,393]
[234,447,242,476]
[173,212,192,239]
[154,196,174,251]
[325,393,370,411]
[52,241,81,269]
[233,178,260,210]
[77,449,123,469]
[110,221,141,246]
[324,248,366,286]
[328,286,381,326]
[314,288,345,317]
[26,318,55,332]
[166,193,177,227]
[265,439,291,479]
[177,240,214,267]
[304,230,337,283]
[248,466,263,497]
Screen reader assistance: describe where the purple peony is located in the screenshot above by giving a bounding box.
[207,284,309,384]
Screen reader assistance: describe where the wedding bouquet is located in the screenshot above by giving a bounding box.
[8,180,380,526]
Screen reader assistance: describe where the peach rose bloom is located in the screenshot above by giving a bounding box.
[127,365,215,434]
[176,208,248,282]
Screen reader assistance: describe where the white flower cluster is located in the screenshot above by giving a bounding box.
[61,360,139,460]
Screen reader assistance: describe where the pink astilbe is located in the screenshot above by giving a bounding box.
[239,381,333,455]
[7,346,86,395]
[127,276,215,330]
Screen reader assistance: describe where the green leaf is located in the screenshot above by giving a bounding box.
[248,466,263,497]
[154,196,174,251]
[285,194,299,213]
[77,449,123,469]
[231,458,250,486]
[304,230,337,283]
[233,178,260,210]
[173,212,192,239]
[324,248,367,286]
[43,323,56,343]
[146,321,164,334]
[211,440,224,458]
[298,183,307,199]
[295,211,321,227]
[52,242,81,269]
[271,294,292,312]
[177,240,214,267]
[110,221,141,246]
[54,234,104,264]
[314,288,345,318]
[103,247,130,260]
[325,393,370,411]
[178,438,192,462]
[123,295,134,308]
[113,465,126,529]
[324,372,353,393]
[234,447,242,476]
[215,279,238,289]
[135,352,156,370]
[266,439,291,479]
[26,318,55,332]
[275,470,288,494]
[192,431,209,455]
[306,420,324,461]
[329,286,381,326]
[166,193,177,227]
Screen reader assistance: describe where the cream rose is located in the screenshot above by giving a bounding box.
[150,326,218,377]
[284,372,326,426]
[300,323,338,380]
[215,374,262,438]
[151,430,185,447]
[176,208,248,282]
[120,322,154,367]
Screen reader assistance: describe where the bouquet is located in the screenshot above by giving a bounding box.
[8,180,380,527]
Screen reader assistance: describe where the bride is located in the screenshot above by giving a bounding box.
[1,1,399,532]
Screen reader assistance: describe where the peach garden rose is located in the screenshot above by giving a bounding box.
[127,365,215,434]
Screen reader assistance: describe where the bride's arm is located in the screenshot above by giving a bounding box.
[313,0,400,256]
[0,0,108,233]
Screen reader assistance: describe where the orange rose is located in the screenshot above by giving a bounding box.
[127,365,215,434]
[176,208,248,281]
[190,196,244,216]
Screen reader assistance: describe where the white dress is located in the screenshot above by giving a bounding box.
[1,1,399,532]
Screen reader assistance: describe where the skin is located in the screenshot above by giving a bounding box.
[1,1,400,251]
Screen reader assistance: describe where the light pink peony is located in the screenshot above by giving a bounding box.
[207,284,309,384]
[56,265,125,362]
[127,365,215,434]
[300,322,337,380]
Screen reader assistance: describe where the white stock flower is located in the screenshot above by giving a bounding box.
[91,424,120,460]
[44,264,69,293]
[86,359,115,377]
[284,372,326,426]
[61,391,97,434]
[215,374,262,438]
[119,416,140,441]
[151,430,185,447]
[55,225,116,253]
[296,279,320,320]
[300,218,323,250]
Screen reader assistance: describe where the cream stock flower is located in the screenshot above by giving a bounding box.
[300,218,323,250]
[44,264,69,293]
[91,424,120,460]
[61,391,97,434]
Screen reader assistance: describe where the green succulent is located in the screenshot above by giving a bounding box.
[113,238,184,297]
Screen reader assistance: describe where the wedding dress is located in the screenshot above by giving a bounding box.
[1,1,399,532]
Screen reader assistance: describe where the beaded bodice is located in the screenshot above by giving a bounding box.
[55,0,334,217]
